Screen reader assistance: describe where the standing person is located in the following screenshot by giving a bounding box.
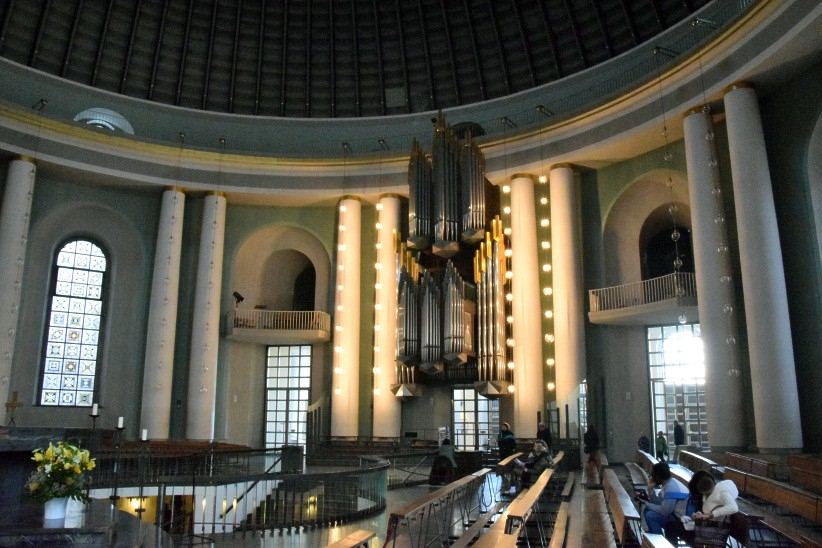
[673,421,685,462]
[656,431,669,462]
[497,422,517,459]
[583,425,600,465]
[536,422,552,454]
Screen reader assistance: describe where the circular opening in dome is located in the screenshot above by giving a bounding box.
[73,108,135,135]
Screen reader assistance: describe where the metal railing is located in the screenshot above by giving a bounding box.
[588,272,697,313]
[227,309,330,332]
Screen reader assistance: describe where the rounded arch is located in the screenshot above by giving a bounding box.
[602,169,691,286]
[230,225,331,314]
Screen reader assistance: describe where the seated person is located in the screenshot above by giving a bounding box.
[637,433,651,453]
[641,462,689,536]
[690,470,739,520]
[513,440,550,491]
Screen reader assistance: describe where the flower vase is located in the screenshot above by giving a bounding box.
[43,497,69,521]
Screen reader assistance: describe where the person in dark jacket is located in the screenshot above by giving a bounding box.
[638,433,652,453]
[583,425,600,465]
[497,422,517,459]
[536,422,552,453]
[673,421,685,462]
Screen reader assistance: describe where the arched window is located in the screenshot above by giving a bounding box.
[39,240,108,407]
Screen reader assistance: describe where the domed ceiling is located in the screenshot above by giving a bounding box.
[0,0,709,118]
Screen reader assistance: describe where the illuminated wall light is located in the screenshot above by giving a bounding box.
[337,304,344,311]
[547,382,556,391]
[334,388,342,395]
[373,388,381,395]
[540,218,550,227]
[374,324,381,331]
[507,385,516,393]
[334,367,343,373]
[376,202,384,210]
[542,263,552,272]
[375,222,383,230]
[373,366,381,373]
[505,293,513,302]
[540,197,548,205]
[504,227,512,236]
[373,346,380,352]
[505,271,513,279]
[374,283,382,290]
[544,333,555,343]
[338,244,346,251]
[503,206,511,215]
[339,205,347,212]
[375,243,382,250]
[538,175,548,183]
[502,184,511,194]
[507,361,515,370]
[338,265,345,271]
[542,287,553,296]
[546,358,555,366]
[374,303,382,310]
[337,284,344,291]
[541,241,551,250]
[334,346,343,353]
[339,225,346,231]
[506,315,514,324]
[334,325,343,332]
[504,249,513,258]
[506,338,515,347]
[544,310,553,318]
[375,263,383,270]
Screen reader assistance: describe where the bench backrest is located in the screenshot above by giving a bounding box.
[327,529,375,547]
[602,467,641,546]
[548,502,570,548]
[552,450,565,467]
[679,450,717,474]
[745,474,818,523]
[788,454,822,496]
[506,468,554,524]
[496,452,524,474]
[391,469,488,518]
[727,452,773,477]
[641,532,675,548]
[636,450,658,475]
[626,462,649,486]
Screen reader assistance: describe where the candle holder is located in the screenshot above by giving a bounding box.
[109,424,125,503]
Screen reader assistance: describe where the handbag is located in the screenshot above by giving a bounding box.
[693,517,731,547]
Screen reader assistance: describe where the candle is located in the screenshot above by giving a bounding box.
[117,416,124,429]
[141,429,148,441]
[91,403,99,416]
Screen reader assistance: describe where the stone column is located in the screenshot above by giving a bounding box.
[0,157,35,423]
[141,188,186,439]
[331,197,362,437]
[186,193,227,441]
[509,174,544,437]
[372,195,402,438]
[683,108,745,450]
[723,83,802,450]
[550,165,587,439]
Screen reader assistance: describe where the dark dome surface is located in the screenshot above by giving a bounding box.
[0,0,709,118]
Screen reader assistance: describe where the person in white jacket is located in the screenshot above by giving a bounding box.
[691,471,739,520]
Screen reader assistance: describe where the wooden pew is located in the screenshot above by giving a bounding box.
[560,472,576,502]
[449,501,504,548]
[552,450,565,468]
[727,452,774,478]
[678,450,719,475]
[636,450,658,477]
[641,532,675,548]
[745,473,819,523]
[504,468,554,533]
[548,502,570,548]
[626,462,649,495]
[602,467,642,546]
[669,465,692,490]
[496,452,524,494]
[788,454,822,495]
[327,529,375,547]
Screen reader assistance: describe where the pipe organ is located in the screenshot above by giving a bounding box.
[392,113,512,399]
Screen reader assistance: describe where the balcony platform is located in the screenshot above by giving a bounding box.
[588,296,698,326]
[224,310,331,344]
[588,272,699,326]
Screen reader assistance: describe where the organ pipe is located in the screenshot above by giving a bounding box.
[419,270,443,374]
[460,131,486,244]
[431,111,461,257]
[407,139,432,250]
[442,260,467,364]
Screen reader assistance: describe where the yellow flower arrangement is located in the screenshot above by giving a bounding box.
[26,441,96,503]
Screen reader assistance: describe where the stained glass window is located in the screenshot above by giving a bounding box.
[40,240,107,407]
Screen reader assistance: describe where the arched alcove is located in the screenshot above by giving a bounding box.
[638,203,694,280]
[602,170,691,286]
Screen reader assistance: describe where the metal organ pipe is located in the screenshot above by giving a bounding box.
[460,132,486,244]
[407,139,431,250]
[431,111,460,257]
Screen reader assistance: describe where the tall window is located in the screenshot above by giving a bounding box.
[265,345,311,448]
[452,387,499,451]
[647,324,709,449]
[40,240,108,407]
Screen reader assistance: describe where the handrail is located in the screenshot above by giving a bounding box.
[219,456,281,518]
[588,272,697,313]
[227,309,331,332]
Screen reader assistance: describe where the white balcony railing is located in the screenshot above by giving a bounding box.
[588,272,697,313]
[227,309,331,332]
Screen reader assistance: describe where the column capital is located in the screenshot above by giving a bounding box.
[723,81,755,96]
[682,105,711,120]
[550,163,575,172]
[164,186,185,193]
[207,191,226,198]
[510,173,535,182]
[339,195,362,203]
[13,155,35,164]
[378,193,403,201]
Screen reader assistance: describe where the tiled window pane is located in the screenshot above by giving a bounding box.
[39,240,106,407]
[265,345,311,449]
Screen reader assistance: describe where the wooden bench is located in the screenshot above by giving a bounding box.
[504,468,554,533]
[449,501,504,548]
[602,467,642,546]
[548,502,570,548]
[626,462,649,495]
[560,472,576,502]
[727,452,774,478]
[327,529,375,547]
[789,454,822,495]
[678,450,719,475]
[636,450,658,477]
[552,450,565,468]
[669,464,692,489]
[641,532,675,548]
